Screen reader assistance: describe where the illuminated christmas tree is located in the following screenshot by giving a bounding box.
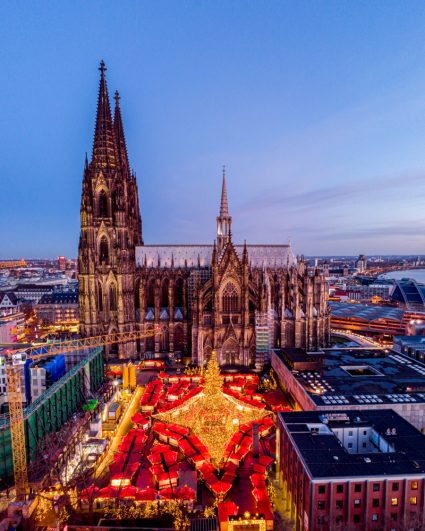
[203,351,222,397]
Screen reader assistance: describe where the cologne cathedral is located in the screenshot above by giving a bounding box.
[78,63,330,366]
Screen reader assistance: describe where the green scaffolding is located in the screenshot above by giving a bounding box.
[0,347,104,485]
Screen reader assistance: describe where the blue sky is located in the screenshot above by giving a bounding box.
[1,1,425,258]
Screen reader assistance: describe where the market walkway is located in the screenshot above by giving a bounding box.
[94,386,143,480]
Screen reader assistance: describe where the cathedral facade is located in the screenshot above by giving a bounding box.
[78,63,330,366]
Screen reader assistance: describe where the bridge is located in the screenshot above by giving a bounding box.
[364,264,425,276]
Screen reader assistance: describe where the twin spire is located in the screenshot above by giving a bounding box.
[92,60,229,252]
[92,60,129,173]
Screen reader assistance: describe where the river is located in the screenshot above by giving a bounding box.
[378,269,425,283]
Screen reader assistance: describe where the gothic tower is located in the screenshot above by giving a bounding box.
[78,61,142,359]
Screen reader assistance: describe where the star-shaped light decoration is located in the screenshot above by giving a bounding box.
[155,351,267,466]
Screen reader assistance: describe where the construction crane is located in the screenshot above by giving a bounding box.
[2,328,158,501]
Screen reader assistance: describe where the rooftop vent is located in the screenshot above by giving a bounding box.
[333,456,339,461]
[364,457,371,463]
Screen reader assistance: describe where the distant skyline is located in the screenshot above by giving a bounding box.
[2,2,425,257]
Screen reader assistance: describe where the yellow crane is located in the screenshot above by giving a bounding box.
[3,328,158,500]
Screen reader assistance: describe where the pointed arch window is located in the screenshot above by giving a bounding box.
[147,279,155,307]
[174,278,184,307]
[222,282,239,313]
[109,284,117,312]
[161,279,169,307]
[99,236,109,263]
[98,281,104,312]
[99,191,108,218]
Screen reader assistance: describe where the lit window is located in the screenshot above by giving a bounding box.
[354,499,361,507]
[411,481,418,490]
[391,498,398,506]
[372,514,378,522]
[409,497,417,505]
[221,283,239,313]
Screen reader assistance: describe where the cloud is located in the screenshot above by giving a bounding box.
[237,170,425,215]
[323,221,425,241]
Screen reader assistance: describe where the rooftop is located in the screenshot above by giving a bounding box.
[273,347,425,406]
[278,409,425,478]
[38,292,78,305]
[135,244,295,269]
[329,301,405,323]
[391,279,425,309]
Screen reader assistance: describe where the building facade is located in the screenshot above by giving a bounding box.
[36,291,79,325]
[277,410,425,531]
[78,63,330,365]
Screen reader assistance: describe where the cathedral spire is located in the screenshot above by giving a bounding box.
[113,90,130,174]
[92,60,116,168]
[220,165,229,216]
[216,166,232,254]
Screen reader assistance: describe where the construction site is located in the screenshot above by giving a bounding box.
[0,346,104,485]
[0,332,156,526]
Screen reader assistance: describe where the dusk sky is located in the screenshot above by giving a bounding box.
[2,2,425,258]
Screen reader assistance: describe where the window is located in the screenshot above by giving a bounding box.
[336,500,343,510]
[362,442,367,448]
[348,443,353,449]
[318,485,326,494]
[409,496,417,505]
[363,430,367,435]
[336,516,343,524]
[99,236,109,263]
[336,484,344,493]
[372,514,378,522]
[354,499,361,508]
[391,513,397,522]
[353,515,361,523]
[109,284,117,312]
[98,190,108,217]
[354,484,362,492]
[392,482,399,492]
[391,498,398,506]
[348,430,353,436]
[372,499,380,507]
[373,483,380,492]
[411,481,418,490]
[221,283,239,313]
[97,282,103,311]
[317,517,325,525]
[318,501,325,510]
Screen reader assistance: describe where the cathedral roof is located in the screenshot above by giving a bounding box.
[135,244,296,269]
